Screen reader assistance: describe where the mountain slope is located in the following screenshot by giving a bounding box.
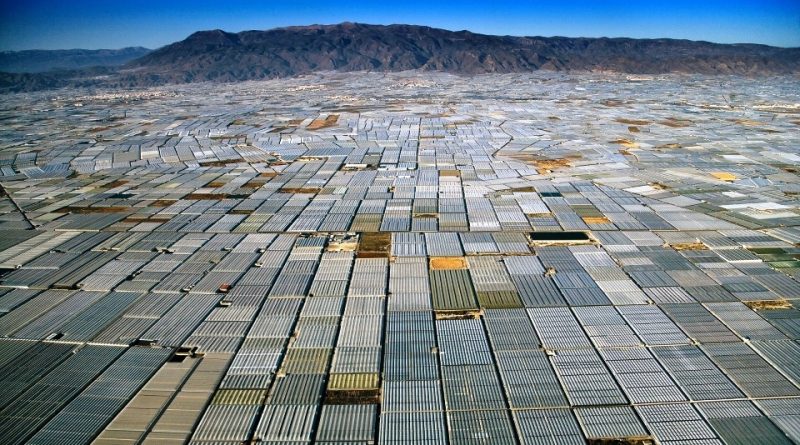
[2,23,798,92]
[0,47,151,73]
[120,23,799,84]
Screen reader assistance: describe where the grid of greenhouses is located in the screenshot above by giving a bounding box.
[0,71,799,444]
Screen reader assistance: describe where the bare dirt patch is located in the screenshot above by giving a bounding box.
[582,216,611,224]
[615,118,651,125]
[670,242,707,251]
[745,299,792,311]
[279,187,321,194]
[430,257,467,270]
[611,139,640,149]
[307,114,339,130]
[357,232,391,258]
[658,117,693,128]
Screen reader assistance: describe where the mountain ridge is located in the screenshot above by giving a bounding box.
[0,47,151,73]
[124,23,799,81]
[2,23,799,92]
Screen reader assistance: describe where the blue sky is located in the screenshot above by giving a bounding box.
[1,0,798,50]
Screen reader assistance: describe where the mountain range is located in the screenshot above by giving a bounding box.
[0,47,151,73]
[2,23,798,92]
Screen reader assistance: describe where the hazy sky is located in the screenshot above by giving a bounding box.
[1,0,799,51]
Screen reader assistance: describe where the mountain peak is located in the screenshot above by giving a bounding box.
[184,29,240,45]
